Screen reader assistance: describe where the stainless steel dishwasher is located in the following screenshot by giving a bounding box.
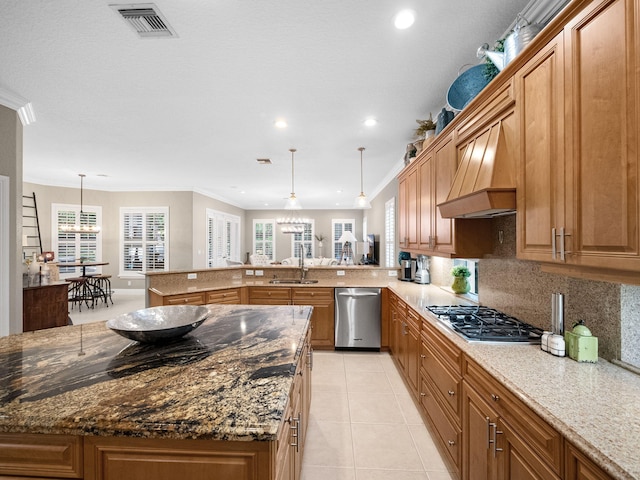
[334,287,381,350]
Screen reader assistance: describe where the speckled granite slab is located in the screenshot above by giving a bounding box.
[0,305,311,441]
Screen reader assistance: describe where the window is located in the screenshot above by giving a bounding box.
[385,198,395,267]
[332,219,355,260]
[120,207,168,277]
[453,259,479,296]
[292,221,314,259]
[52,203,102,278]
[253,219,276,260]
[207,209,241,267]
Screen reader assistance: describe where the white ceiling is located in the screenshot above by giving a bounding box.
[1,0,533,210]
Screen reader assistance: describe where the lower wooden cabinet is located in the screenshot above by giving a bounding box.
[23,282,69,331]
[206,287,246,304]
[292,288,334,349]
[565,442,614,480]
[0,433,83,478]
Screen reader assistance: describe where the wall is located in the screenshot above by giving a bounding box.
[191,192,246,268]
[0,105,22,335]
[427,214,640,365]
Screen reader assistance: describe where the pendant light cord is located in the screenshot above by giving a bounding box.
[358,147,365,195]
[290,148,297,196]
[79,173,85,214]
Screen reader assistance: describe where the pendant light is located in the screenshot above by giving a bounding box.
[284,148,302,210]
[277,148,309,233]
[354,147,372,209]
[59,174,101,233]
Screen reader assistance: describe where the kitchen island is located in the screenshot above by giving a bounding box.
[0,304,312,479]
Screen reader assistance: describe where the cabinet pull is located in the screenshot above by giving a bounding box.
[290,413,301,452]
[448,440,456,446]
[486,417,492,449]
[420,354,426,359]
[448,390,455,396]
[491,422,503,458]
[551,227,557,260]
[307,348,313,371]
[491,393,500,402]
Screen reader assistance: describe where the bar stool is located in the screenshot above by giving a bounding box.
[67,277,93,311]
[90,274,113,306]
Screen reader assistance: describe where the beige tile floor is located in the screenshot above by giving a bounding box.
[68,291,145,325]
[301,351,455,480]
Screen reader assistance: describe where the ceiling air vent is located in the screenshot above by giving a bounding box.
[110,3,177,38]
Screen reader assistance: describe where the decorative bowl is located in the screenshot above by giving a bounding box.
[106,305,210,343]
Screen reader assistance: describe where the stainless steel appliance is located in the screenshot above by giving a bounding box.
[414,254,430,284]
[335,288,381,350]
[399,259,415,281]
[425,305,543,344]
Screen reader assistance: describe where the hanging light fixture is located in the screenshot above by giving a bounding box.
[59,174,101,233]
[284,148,302,210]
[354,147,372,209]
[277,148,309,233]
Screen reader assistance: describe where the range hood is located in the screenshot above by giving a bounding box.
[438,120,516,218]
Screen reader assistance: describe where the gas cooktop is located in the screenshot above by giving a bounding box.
[425,305,543,344]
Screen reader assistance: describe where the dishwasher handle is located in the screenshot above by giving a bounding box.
[337,292,380,297]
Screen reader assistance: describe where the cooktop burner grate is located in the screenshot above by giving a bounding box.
[425,305,543,343]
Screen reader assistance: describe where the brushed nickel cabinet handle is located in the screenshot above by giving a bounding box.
[552,227,557,260]
[491,394,500,402]
[448,440,456,446]
[448,390,455,396]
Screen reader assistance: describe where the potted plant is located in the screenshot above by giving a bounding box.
[414,113,437,152]
[451,265,471,294]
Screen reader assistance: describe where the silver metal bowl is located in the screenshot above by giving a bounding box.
[106,305,210,343]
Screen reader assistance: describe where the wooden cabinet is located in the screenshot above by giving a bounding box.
[419,318,463,475]
[292,288,334,349]
[389,292,407,371]
[462,357,562,480]
[162,292,205,306]
[518,0,640,276]
[23,282,69,331]
[0,433,83,478]
[398,163,419,250]
[250,287,335,348]
[389,293,420,398]
[206,287,244,304]
[248,287,291,305]
[398,132,493,258]
[565,442,614,480]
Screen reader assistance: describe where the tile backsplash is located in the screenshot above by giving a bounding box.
[429,214,640,365]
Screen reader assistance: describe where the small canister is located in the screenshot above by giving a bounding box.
[565,320,598,362]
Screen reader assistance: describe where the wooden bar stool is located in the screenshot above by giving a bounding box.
[67,277,93,311]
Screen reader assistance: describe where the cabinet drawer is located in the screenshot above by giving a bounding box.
[421,341,461,421]
[292,287,333,302]
[0,433,83,478]
[206,288,241,304]
[422,318,462,374]
[165,293,205,305]
[419,379,460,473]
[464,357,562,474]
[248,287,291,301]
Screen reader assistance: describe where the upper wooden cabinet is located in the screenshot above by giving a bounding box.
[517,0,640,275]
[398,133,493,258]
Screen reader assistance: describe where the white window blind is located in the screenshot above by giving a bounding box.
[120,207,169,277]
[207,209,241,267]
[385,198,395,267]
[253,219,276,260]
[331,219,355,260]
[52,203,102,278]
[292,221,314,259]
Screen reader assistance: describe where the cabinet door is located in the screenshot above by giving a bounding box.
[405,315,420,397]
[565,442,613,480]
[431,136,457,255]
[206,288,242,304]
[398,165,419,250]
[462,381,496,480]
[164,292,205,305]
[516,32,566,262]
[564,0,640,271]
[418,154,434,250]
[292,288,334,348]
[248,287,291,305]
[498,420,561,480]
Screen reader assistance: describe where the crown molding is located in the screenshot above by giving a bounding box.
[0,87,36,125]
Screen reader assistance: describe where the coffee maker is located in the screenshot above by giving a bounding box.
[398,251,415,282]
[414,254,430,284]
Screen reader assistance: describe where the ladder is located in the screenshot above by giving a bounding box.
[22,192,43,260]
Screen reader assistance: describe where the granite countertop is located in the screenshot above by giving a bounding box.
[389,282,640,480]
[0,304,311,442]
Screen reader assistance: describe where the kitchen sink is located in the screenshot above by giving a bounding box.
[269,279,319,284]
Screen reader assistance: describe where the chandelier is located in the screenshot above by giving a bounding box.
[59,174,101,233]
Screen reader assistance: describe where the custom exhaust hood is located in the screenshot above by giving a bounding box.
[438,119,516,218]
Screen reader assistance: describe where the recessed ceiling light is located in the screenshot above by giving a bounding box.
[394,9,415,29]
[364,117,377,127]
[274,119,287,128]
